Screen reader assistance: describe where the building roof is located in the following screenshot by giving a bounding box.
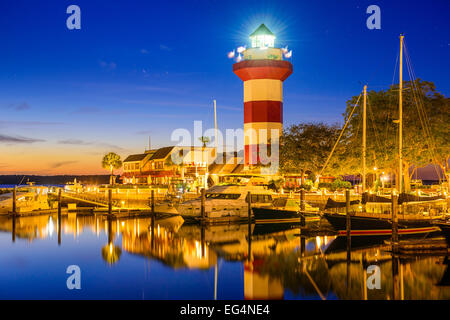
[123,153,148,162]
[150,146,175,160]
[250,24,274,37]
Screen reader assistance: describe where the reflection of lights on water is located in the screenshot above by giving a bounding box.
[315,236,321,249]
[47,216,55,237]
[121,221,125,227]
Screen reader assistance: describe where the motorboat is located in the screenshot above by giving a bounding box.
[0,185,50,214]
[176,184,275,219]
[253,197,320,224]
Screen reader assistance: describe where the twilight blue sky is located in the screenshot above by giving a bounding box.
[0,0,449,174]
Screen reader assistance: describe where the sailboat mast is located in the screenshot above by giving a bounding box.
[399,35,404,193]
[214,99,218,149]
[363,85,367,192]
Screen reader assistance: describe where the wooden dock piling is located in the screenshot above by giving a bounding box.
[247,191,252,224]
[247,191,252,261]
[345,189,351,293]
[58,188,62,216]
[150,215,155,250]
[12,186,16,215]
[201,225,205,258]
[345,189,351,239]
[58,188,62,245]
[392,194,399,250]
[108,188,112,214]
[12,214,16,242]
[151,189,155,216]
[201,188,206,220]
[300,189,306,226]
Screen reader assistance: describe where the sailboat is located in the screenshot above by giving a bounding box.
[324,35,447,236]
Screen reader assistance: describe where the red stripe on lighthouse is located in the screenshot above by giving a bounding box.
[233,60,293,81]
[244,101,283,123]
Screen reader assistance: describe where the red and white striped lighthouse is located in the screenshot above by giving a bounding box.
[233,24,293,167]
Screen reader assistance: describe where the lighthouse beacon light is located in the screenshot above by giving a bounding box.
[250,23,275,48]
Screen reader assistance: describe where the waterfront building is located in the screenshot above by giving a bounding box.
[122,146,216,191]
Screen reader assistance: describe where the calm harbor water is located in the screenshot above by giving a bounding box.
[0,213,449,300]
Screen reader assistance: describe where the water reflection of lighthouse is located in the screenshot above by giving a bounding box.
[244,259,284,300]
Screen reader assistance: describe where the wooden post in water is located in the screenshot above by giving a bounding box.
[345,189,351,294]
[58,188,62,245]
[201,224,205,258]
[108,188,112,215]
[12,214,16,242]
[58,188,62,216]
[362,252,368,300]
[150,214,155,251]
[201,188,206,220]
[300,189,306,226]
[247,191,252,224]
[151,189,155,216]
[345,189,351,240]
[247,191,252,262]
[12,186,17,215]
[392,253,400,300]
[391,194,399,251]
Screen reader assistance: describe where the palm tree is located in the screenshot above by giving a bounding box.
[198,136,210,147]
[102,152,122,185]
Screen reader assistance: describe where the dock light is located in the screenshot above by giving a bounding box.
[374,167,378,171]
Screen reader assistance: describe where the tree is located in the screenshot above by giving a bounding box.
[198,136,210,147]
[280,123,342,181]
[342,79,449,191]
[102,152,122,185]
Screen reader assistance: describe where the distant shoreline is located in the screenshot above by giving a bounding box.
[0,175,115,185]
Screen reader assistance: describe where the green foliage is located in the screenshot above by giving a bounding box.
[268,178,285,192]
[300,183,312,191]
[280,123,341,176]
[102,152,122,185]
[330,178,352,191]
[318,182,331,189]
[198,136,210,147]
[102,152,122,172]
[341,79,449,176]
[319,178,352,191]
